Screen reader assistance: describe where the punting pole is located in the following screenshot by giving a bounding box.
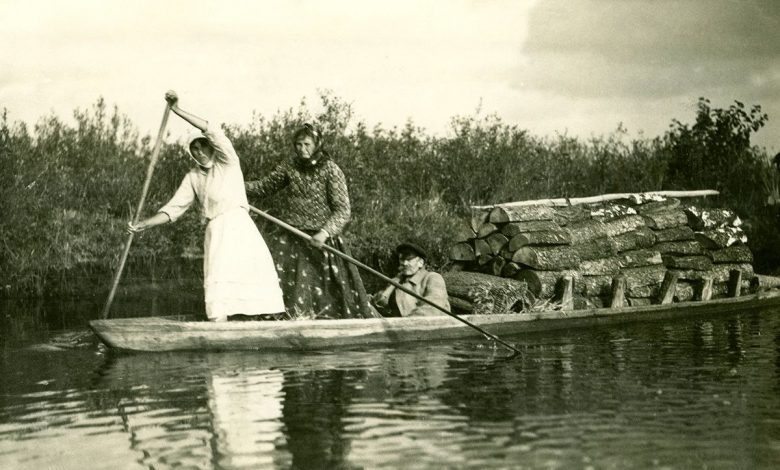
[247,205,523,356]
[101,104,171,319]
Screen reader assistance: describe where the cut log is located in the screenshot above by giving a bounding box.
[590,204,637,220]
[709,246,753,263]
[628,284,660,298]
[485,232,509,255]
[642,209,688,229]
[694,227,747,249]
[613,227,657,252]
[470,210,490,233]
[654,240,704,256]
[627,297,652,307]
[589,296,606,309]
[565,219,608,244]
[449,242,476,261]
[662,255,713,271]
[581,275,613,296]
[452,223,477,243]
[653,226,695,243]
[449,296,474,314]
[500,262,521,278]
[712,280,751,298]
[489,257,506,277]
[579,258,621,275]
[609,275,626,308]
[552,205,592,226]
[673,281,696,302]
[477,222,499,238]
[441,271,529,315]
[514,269,583,299]
[621,265,667,289]
[684,208,739,231]
[602,215,648,237]
[753,274,780,290]
[507,230,572,251]
[512,246,581,270]
[618,249,662,268]
[448,262,468,272]
[634,198,681,214]
[658,271,679,305]
[669,263,754,282]
[573,237,619,261]
[477,253,493,266]
[489,205,557,224]
[499,247,515,260]
[574,295,599,310]
[501,220,562,237]
[473,238,492,258]
[567,216,646,246]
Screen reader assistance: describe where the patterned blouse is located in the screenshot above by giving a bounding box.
[245,159,351,236]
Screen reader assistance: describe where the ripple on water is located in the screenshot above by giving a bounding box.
[2,308,780,468]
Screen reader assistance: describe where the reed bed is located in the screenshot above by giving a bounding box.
[0,95,774,297]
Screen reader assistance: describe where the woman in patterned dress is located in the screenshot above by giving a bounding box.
[245,124,378,319]
[127,91,285,321]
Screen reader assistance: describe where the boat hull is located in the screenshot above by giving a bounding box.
[90,290,780,352]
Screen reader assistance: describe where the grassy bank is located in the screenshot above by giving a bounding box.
[0,95,775,298]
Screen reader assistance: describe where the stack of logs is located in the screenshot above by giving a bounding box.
[448,196,753,309]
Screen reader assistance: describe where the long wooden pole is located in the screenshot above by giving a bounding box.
[247,205,523,356]
[101,105,171,319]
[471,190,719,210]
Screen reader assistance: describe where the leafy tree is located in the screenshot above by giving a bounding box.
[663,98,768,213]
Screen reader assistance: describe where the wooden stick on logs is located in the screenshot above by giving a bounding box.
[658,271,679,305]
[561,275,574,311]
[699,276,714,301]
[471,190,719,210]
[610,275,626,308]
[728,269,742,297]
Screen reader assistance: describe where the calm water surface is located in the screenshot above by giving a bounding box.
[1,298,779,469]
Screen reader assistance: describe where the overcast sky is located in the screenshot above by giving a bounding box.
[1,0,778,150]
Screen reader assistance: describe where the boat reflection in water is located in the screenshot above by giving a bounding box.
[2,306,780,469]
[90,348,466,469]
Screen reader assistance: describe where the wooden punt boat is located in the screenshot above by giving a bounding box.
[90,289,780,353]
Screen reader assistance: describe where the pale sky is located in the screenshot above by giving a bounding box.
[1,0,778,150]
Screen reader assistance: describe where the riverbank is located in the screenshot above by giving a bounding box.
[1,96,776,299]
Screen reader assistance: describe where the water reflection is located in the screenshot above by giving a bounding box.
[1,306,780,468]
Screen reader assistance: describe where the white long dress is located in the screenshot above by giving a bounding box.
[158,124,285,321]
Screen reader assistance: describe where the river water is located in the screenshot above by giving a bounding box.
[1,297,779,469]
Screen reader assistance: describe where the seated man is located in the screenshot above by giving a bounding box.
[372,242,450,317]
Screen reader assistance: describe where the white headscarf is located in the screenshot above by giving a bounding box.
[182,131,214,169]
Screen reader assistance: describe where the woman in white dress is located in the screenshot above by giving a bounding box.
[127,91,285,321]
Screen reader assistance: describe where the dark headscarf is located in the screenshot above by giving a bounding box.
[292,123,330,170]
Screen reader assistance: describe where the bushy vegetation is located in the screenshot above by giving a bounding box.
[0,95,774,297]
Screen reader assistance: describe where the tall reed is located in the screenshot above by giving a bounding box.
[0,95,773,297]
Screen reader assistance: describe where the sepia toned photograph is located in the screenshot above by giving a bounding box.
[1,1,778,468]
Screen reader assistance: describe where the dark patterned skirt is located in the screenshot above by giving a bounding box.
[263,226,379,319]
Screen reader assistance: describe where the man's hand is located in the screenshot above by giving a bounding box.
[371,291,391,308]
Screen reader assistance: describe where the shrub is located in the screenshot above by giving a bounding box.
[0,94,775,297]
